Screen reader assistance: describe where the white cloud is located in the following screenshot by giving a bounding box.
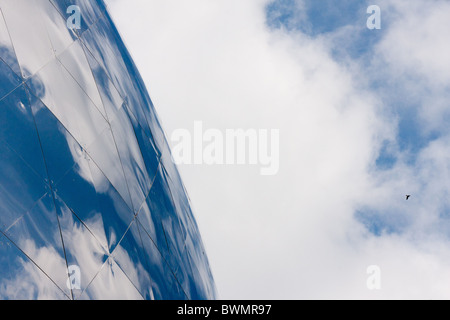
[105,0,450,299]
[377,0,450,85]
[374,0,450,132]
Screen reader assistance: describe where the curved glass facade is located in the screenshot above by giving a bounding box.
[0,0,216,300]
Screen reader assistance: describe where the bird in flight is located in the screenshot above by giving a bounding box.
[406,195,411,200]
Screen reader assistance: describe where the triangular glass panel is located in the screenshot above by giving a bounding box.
[137,220,187,300]
[53,163,106,247]
[0,57,20,101]
[26,58,109,150]
[58,40,106,119]
[128,74,166,153]
[54,154,134,255]
[79,16,129,97]
[169,250,191,300]
[87,154,136,253]
[49,0,69,16]
[148,165,187,256]
[53,0,107,36]
[160,147,192,236]
[177,246,199,300]
[73,0,108,32]
[80,15,154,140]
[160,224,191,299]
[136,198,170,262]
[124,92,161,152]
[123,104,161,186]
[53,194,109,300]
[161,137,190,205]
[111,219,154,300]
[0,142,48,233]
[109,103,151,214]
[29,90,86,186]
[183,251,203,300]
[79,15,130,97]
[85,126,134,212]
[185,247,216,300]
[0,8,20,77]
[78,257,143,300]
[161,152,206,268]
[83,45,156,211]
[163,160,197,245]
[81,41,124,120]
[0,232,69,300]
[31,97,134,255]
[38,0,77,57]
[0,85,47,180]
[184,225,211,288]
[2,191,72,298]
[0,0,55,78]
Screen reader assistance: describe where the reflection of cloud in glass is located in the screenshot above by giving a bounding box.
[59,199,148,299]
[0,240,67,300]
[80,256,144,300]
[66,136,93,186]
[0,0,75,78]
[0,0,215,299]
[1,203,146,299]
[0,9,20,76]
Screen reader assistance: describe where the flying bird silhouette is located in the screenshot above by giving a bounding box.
[406,195,411,200]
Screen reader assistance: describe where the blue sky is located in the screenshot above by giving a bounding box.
[108,0,450,299]
[267,0,367,35]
